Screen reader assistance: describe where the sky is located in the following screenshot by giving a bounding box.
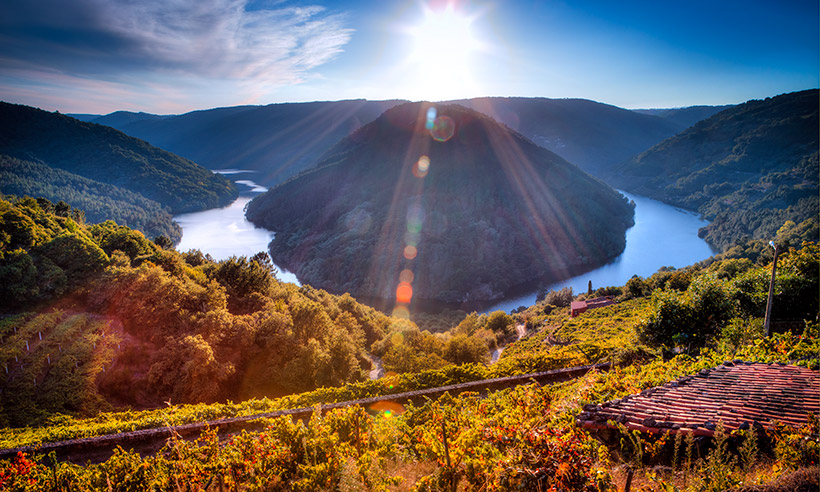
[0,0,817,114]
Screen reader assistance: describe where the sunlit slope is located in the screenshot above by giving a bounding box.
[0,196,403,426]
[247,103,635,304]
[609,89,819,249]
[0,102,237,214]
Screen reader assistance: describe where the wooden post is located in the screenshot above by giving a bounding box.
[442,420,451,468]
[764,243,779,336]
[623,466,634,492]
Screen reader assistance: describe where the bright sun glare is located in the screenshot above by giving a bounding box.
[406,4,482,101]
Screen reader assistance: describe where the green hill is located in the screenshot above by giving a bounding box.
[609,89,819,250]
[247,102,635,305]
[0,155,181,242]
[0,195,407,425]
[0,102,237,214]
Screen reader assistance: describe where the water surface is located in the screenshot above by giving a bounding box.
[483,191,717,313]
[175,182,715,311]
[174,173,300,284]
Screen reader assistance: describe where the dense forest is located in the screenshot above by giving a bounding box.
[0,102,237,214]
[247,102,635,305]
[0,196,506,427]
[0,155,181,242]
[609,90,819,250]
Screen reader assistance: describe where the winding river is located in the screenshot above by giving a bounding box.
[483,191,718,313]
[173,171,300,285]
[175,175,716,312]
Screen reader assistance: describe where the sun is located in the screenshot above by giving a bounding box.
[405,3,483,101]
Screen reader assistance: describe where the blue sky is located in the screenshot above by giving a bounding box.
[0,0,816,114]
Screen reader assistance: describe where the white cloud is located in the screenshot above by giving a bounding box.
[0,0,353,112]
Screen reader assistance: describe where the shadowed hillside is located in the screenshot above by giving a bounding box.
[0,102,237,214]
[447,97,686,176]
[247,102,635,306]
[91,100,406,186]
[0,156,181,241]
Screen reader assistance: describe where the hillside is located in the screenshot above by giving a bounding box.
[609,89,819,250]
[448,97,685,176]
[0,102,237,214]
[0,155,181,242]
[91,100,405,186]
[1,232,817,491]
[0,196,414,425]
[247,102,635,305]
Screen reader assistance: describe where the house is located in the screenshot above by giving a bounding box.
[569,296,616,317]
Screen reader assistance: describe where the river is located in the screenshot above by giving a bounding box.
[483,191,718,313]
[175,177,716,312]
[173,170,300,284]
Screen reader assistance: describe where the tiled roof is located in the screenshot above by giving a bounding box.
[577,361,819,436]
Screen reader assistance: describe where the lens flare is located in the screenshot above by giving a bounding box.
[396,282,413,303]
[426,107,437,130]
[431,115,455,142]
[403,245,418,259]
[368,400,406,417]
[413,155,430,178]
[391,305,410,319]
[399,269,415,283]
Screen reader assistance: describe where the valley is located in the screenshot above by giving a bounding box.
[1,90,817,492]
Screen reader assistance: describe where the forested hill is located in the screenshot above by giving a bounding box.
[0,195,406,425]
[446,97,685,177]
[246,102,635,305]
[90,100,405,186]
[0,156,181,241]
[608,89,819,250]
[0,102,237,214]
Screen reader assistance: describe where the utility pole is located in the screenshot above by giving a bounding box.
[763,241,779,337]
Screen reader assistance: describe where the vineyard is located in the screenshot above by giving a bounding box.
[0,330,818,490]
[0,197,818,490]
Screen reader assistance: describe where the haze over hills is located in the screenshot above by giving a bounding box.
[610,89,819,250]
[85,97,730,186]
[447,97,687,176]
[246,102,635,305]
[89,100,405,186]
[633,105,734,129]
[0,102,237,216]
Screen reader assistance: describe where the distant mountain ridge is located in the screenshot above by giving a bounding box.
[447,97,687,176]
[90,100,406,186]
[609,89,819,250]
[89,96,720,186]
[0,101,237,215]
[633,105,733,129]
[247,102,635,305]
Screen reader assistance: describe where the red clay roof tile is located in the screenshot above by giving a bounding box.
[577,362,818,436]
